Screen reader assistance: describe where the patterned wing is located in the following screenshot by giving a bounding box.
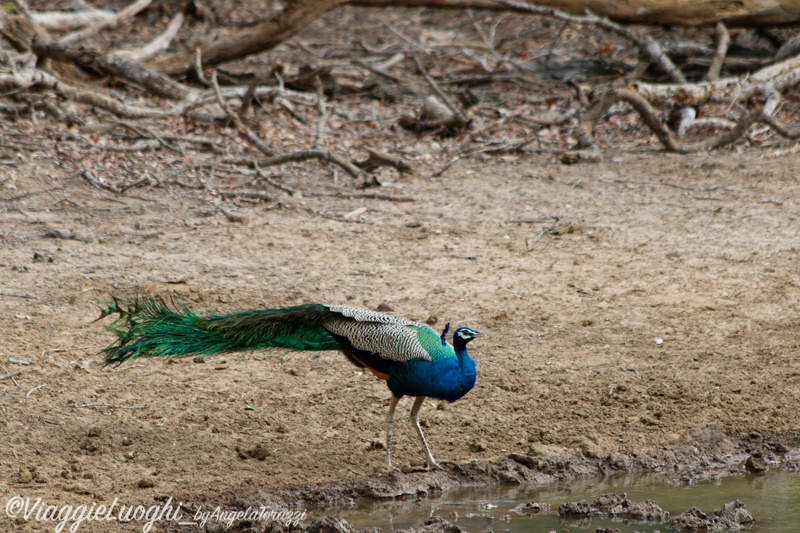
[323,305,446,362]
[325,305,419,325]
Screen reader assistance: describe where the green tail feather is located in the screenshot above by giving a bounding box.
[97,296,340,366]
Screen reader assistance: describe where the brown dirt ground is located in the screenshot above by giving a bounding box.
[3,4,800,532]
[3,148,800,532]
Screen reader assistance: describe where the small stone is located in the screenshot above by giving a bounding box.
[16,469,33,483]
[511,502,551,515]
[745,454,768,473]
[470,441,487,453]
[249,444,270,461]
[236,443,271,460]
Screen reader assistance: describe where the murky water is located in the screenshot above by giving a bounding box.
[330,472,800,532]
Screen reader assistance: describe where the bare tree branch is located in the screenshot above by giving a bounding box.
[490,0,686,82]
[58,0,152,45]
[706,22,730,81]
[112,12,184,63]
[211,71,371,183]
[572,87,800,156]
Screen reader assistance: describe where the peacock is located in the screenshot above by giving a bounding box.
[97,296,484,469]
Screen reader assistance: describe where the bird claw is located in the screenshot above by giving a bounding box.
[425,459,442,471]
[383,461,402,473]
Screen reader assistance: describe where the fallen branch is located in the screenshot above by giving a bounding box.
[259,150,371,181]
[489,0,686,82]
[0,292,38,299]
[633,53,800,107]
[571,87,800,155]
[0,66,170,118]
[452,110,523,153]
[601,178,691,190]
[293,203,373,224]
[69,402,149,409]
[32,36,191,100]
[58,0,152,45]
[313,76,333,149]
[218,189,273,202]
[759,114,800,139]
[80,169,121,193]
[25,383,46,398]
[706,22,730,81]
[211,70,372,184]
[29,9,115,31]
[211,70,276,156]
[313,189,415,202]
[355,148,413,174]
[249,166,414,201]
[113,120,184,154]
[112,12,184,63]
[673,107,736,138]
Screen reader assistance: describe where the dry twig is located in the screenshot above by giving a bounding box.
[211,70,276,156]
[313,76,333,149]
[412,53,469,127]
[250,166,413,202]
[112,12,184,63]
[0,66,170,118]
[706,22,730,81]
[211,70,372,184]
[113,120,184,154]
[489,0,685,82]
[571,87,800,155]
[25,384,46,398]
[69,402,149,409]
[58,0,151,45]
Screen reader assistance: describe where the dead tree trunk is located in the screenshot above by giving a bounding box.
[146,0,800,78]
[147,0,342,76]
[501,0,800,26]
[146,0,516,76]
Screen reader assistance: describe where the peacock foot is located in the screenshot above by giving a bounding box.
[424,459,441,471]
[381,460,402,473]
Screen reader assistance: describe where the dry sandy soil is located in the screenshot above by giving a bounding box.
[2,146,800,532]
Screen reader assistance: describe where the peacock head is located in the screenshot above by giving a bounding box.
[452,326,484,349]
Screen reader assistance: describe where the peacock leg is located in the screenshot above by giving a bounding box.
[410,396,439,470]
[385,394,400,469]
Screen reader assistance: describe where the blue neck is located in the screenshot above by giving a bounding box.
[453,340,477,390]
[386,338,477,402]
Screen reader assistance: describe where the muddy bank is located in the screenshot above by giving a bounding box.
[184,498,755,533]
[161,426,800,531]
